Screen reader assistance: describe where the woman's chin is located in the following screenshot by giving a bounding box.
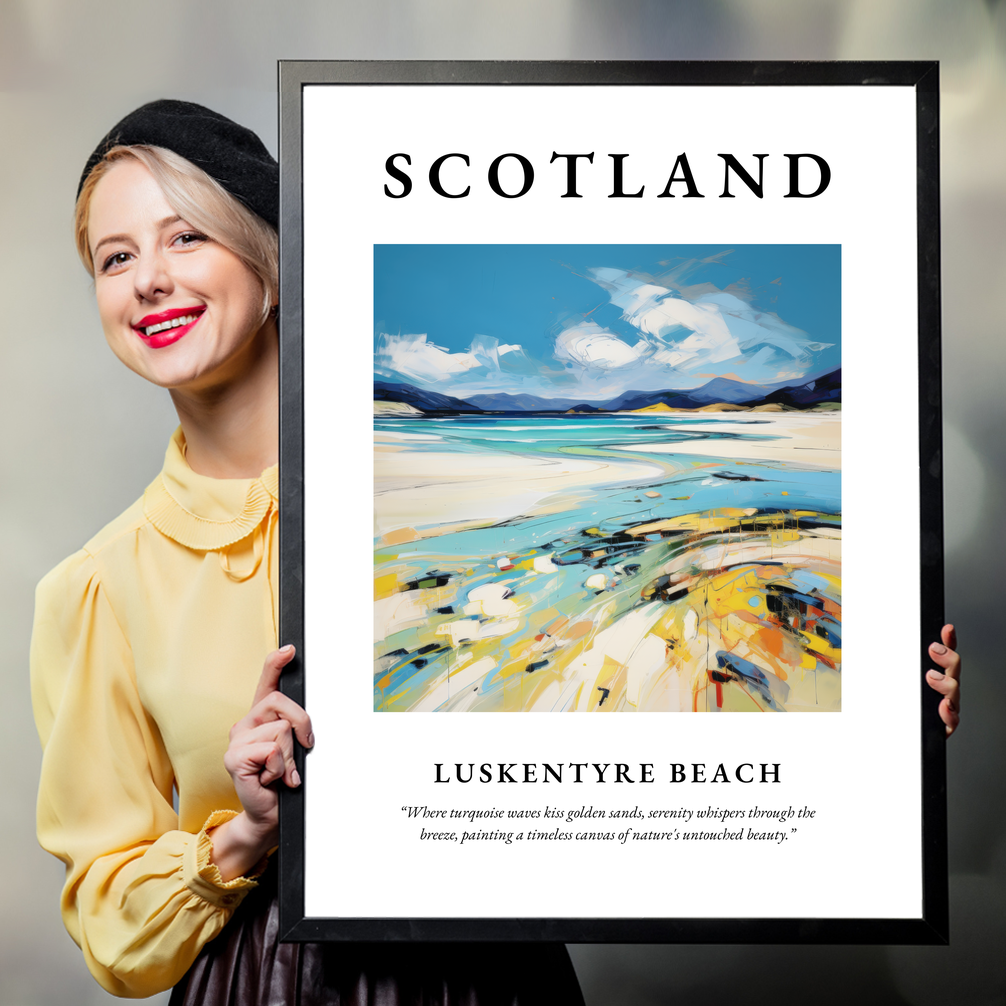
[122,353,220,393]
[109,322,273,395]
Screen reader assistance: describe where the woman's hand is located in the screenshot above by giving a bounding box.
[209,645,314,881]
[926,624,961,738]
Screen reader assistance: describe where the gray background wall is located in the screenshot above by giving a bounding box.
[1,1,1002,1003]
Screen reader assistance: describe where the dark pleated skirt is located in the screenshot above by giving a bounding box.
[169,869,585,1006]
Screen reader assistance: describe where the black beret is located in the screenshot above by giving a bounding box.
[77,99,278,228]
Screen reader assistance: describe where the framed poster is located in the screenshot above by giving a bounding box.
[277,61,946,943]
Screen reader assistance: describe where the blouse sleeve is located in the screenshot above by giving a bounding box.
[31,549,262,998]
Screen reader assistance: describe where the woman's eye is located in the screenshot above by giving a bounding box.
[173,231,207,248]
[101,251,131,273]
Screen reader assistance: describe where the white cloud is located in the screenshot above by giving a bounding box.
[374,333,482,384]
[553,321,645,371]
[587,268,831,379]
[376,332,548,393]
[375,269,833,401]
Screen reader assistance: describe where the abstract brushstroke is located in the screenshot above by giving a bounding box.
[373,245,841,712]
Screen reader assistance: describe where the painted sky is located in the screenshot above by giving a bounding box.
[374,245,840,401]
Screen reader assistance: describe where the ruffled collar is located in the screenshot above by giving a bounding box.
[143,428,278,551]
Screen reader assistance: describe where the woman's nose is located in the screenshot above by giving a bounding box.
[133,249,173,302]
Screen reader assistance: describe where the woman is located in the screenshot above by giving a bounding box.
[33,98,962,1003]
[31,100,585,1003]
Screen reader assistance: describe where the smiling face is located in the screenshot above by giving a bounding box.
[87,158,272,393]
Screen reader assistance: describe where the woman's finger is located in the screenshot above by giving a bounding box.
[236,718,301,788]
[941,623,957,652]
[928,641,961,681]
[925,669,959,704]
[926,668,960,737]
[939,698,961,737]
[250,692,313,748]
[256,742,287,787]
[252,644,296,707]
[928,624,961,738]
[224,738,287,787]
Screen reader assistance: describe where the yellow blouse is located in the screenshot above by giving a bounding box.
[31,429,279,998]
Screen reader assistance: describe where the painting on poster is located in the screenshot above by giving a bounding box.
[373,243,842,714]
[280,62,945,943]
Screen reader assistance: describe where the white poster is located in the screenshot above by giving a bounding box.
[285,65,942,941]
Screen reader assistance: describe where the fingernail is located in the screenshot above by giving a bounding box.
[280,644,295,654]
[307,732,315,748]
[928,670,944,679]
[292,768,301,787]
[931,643,947,654]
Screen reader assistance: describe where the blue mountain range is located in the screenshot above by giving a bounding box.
[374,368,841,414]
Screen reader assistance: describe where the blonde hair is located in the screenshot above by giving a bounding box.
[75,145,278,323]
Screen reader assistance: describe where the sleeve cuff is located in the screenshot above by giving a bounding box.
[182,810,269,909]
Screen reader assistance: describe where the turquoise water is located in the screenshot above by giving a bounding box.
[374,414,841,710]
[375,414,840,556]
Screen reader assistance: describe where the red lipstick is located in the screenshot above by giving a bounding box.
[132,306,205,349]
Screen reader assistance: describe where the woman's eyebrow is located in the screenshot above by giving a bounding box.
[92,232,133,256]
[92,216,185,257]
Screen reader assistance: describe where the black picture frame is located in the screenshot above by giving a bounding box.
[277,60,945,944]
